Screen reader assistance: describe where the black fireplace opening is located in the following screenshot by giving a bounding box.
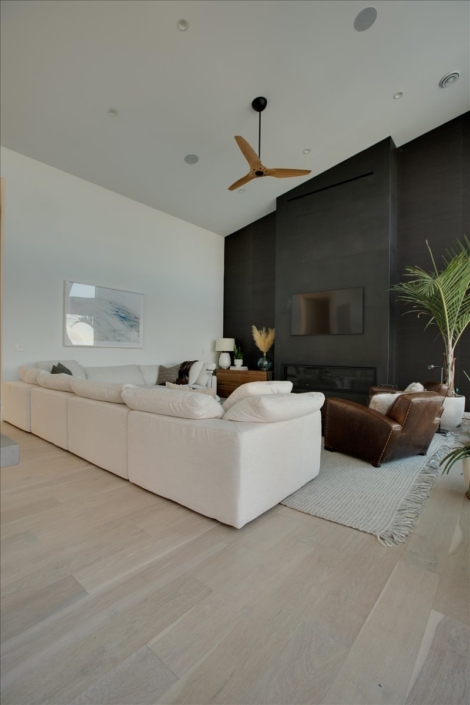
[283,364,376,405]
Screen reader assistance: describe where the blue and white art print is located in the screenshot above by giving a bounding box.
[64,281,143,348]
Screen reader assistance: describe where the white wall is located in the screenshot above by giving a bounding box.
[0,148,224,381]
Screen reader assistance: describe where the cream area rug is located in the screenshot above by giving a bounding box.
[282,435,453,546]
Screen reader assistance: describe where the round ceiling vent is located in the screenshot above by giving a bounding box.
[439,71,460,88]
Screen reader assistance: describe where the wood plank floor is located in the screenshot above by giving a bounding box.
[1,421,469,705]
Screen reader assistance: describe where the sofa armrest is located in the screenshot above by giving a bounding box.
[324,398,402,467]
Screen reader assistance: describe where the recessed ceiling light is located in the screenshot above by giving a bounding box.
[184,154,199,164]
[177,19,189,31]
[238,189,245,193]
[303,148,311,154]
[439,71,460,88]
[393,92,403,100]
[107,108,118,116]
[354,7,377,32]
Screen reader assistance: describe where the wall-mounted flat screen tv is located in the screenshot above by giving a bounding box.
[291,287,364,335]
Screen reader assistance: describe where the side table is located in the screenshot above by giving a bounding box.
[215,369,273,399]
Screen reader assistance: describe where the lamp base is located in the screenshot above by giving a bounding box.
[218,352,231,370]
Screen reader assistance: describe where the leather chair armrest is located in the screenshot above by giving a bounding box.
[324,398,402,467]
[388,391,443,426]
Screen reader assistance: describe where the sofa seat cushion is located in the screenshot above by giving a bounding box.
[224,392,325,423]
[222,380,293,412]
[2,381,34,432]
[36,360,86,378]
[122,385,224,419]
[70,378,125,404]
[19,366,47,385]
[37,371,73,392]
[84,364,145,385]
[31,387,73,450]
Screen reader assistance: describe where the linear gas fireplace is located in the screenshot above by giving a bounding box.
[283,364,376,405]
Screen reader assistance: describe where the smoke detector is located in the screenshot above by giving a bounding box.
[439,72,460,88]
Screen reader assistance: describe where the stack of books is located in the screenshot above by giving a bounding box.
[229,366,248,371]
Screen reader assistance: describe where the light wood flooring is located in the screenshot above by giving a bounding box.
[1,421,469,705]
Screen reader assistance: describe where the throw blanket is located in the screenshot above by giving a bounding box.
[175,360,197,385]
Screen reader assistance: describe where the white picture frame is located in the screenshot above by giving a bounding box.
[64,281,144,348]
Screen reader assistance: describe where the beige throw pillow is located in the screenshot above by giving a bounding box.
[156,364,180,385]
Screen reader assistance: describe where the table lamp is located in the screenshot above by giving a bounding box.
[215,338,235,369]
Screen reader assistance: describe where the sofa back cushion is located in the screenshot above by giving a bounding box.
[121,385,224,419]
[222,380,293,412]
[70,378,125,404]
[19,366,47,385]
[138,365,159,385]
[84,364,145,385]
[223,392,325,423]
[37,372,73,392]
[36,360,86,378]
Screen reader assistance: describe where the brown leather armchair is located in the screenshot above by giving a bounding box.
[324,392,445,467]
[369,381,449,403]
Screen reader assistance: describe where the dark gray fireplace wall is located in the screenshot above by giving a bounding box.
[274,138,397,384]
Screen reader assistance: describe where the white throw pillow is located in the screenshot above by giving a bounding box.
[70,378,125,404]
[224,392,324,423]
[37,372,74,392]
[188,361,205,386]
[369,392,401,415]
[195,363,216,388]
[404,382,425,393]
[121,385,224,419]
[19,366,48,385]
[222,380,294,412]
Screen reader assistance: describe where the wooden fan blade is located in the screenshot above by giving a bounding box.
[228,173,256,191]
[267,168,311,178]
[234,136,261,167]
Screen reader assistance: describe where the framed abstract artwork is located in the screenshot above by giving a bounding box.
[64,281,144,348]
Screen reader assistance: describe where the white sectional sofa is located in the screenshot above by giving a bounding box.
[2,360,324,528]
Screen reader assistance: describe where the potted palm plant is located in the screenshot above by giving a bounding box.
[441,434,470,500]
[234,344,244,367]
[393,238,470,430]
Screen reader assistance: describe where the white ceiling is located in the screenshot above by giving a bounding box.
[1,0,469,236]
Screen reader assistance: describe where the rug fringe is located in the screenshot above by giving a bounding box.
[377,439,455,546]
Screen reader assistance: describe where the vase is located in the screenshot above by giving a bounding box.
[234,359,243,368]
[257,353,272,371]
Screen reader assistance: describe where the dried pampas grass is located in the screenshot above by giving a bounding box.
[252,325,275,353]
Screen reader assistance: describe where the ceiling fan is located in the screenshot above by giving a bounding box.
[228,97,311,191]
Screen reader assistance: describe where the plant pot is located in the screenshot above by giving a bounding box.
[440,395,466,431]
[234,359,243,368]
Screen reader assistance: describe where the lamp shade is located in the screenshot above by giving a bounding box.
[215,338,235,352]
